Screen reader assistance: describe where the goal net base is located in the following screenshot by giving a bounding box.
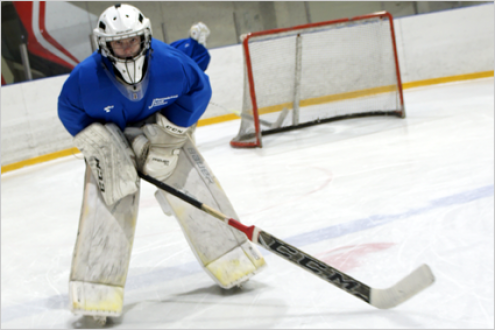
[231,110,403,148]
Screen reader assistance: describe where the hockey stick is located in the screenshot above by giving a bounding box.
[139,172,435,309]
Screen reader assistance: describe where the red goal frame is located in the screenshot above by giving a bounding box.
[230,11,405,148]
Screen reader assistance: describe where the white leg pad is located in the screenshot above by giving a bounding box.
[69,281,124,316]
[69,165,139,316]
[155,138,266,288]
[205,241,265,288]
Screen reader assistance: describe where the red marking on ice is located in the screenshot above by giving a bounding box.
[315,242,395,272]
[242,166,333,217]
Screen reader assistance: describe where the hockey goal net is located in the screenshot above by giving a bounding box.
[231,11,405,148]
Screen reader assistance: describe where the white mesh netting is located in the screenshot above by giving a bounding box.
[231,15,404,147]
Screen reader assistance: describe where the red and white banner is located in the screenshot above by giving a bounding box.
[13,1,91,69]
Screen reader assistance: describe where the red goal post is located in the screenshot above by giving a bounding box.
[230,11,405,148]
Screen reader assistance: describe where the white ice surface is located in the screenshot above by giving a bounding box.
[1,78,494,329]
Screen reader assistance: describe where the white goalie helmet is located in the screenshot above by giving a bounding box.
[93,4,152,85]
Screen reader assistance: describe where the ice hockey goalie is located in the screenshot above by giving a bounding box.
[57,4,265,324]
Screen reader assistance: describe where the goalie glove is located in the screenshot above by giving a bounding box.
[190,22,210,46]
[129,113,191,182]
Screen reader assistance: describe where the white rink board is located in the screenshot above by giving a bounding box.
[1,4,493,165]
[395,4,494,82]
[1,78,493,329]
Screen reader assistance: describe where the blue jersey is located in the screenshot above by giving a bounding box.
[58,38,212,136]
[170,38,210,72]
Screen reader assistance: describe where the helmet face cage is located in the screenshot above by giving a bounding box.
[100,31,150,63]
[93,4,153,84]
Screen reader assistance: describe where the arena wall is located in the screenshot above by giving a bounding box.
[1,4,493,169]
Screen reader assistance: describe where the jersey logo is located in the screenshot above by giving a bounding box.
[104,105,114,113]
[149,95,179,110]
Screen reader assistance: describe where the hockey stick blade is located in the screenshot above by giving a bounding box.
[139,172,435,309]
[254,230,434,308]
[370,264,435,309]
